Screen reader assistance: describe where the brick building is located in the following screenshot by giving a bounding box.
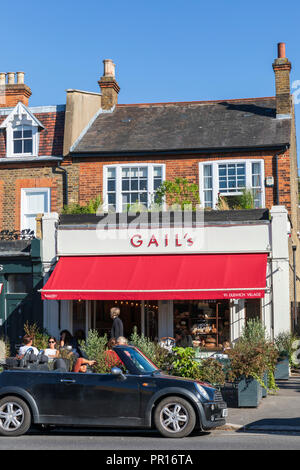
[0,43,298,347]
[0,73,65,233]
[0,72,65,347]
[39,42,299,343]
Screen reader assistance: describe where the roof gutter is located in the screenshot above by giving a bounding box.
[70,143,290,158]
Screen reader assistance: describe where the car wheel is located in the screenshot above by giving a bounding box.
[0,396,31,437]
[154,396,196,438]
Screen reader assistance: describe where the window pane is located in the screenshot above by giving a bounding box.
[139,167,148,178]
[13,130,22,139]
[154,166,162,178]
[107,168,116,179]
[23,130,32,138]
[122,179,129,191]
[130,179,138,191]
[13,140,22,154]
[204,164,212,177]
[24,139,33,153]
[107,179,116,192]
[108,193,116,205]
[139,179,147,191]
[154,178,162,190]
[7,274,33,293]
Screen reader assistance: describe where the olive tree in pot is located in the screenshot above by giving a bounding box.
[226,319,278,407]
[274,332,300,379]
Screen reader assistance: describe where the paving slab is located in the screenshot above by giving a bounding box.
[220,375,300,432]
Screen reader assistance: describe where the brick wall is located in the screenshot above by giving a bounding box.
[70,149,292,212]
[0,166,64,231]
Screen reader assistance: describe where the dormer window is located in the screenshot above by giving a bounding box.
[0,102,44,158]
[13,125,33,155]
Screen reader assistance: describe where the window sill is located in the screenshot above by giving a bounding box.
[0,156,63,163]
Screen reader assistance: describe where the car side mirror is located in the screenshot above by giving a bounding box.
[111,367,126,380]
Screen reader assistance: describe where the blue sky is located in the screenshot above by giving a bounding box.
[1,0,300,157]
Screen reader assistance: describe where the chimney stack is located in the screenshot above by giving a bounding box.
[0,71,32,108]
[272,42,292,117]
[98,59,120,110]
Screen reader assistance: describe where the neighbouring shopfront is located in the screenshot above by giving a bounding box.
[0,237,43,353]
[40,207,291,348]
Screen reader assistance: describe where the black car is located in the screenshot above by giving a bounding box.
[0,345,227,438]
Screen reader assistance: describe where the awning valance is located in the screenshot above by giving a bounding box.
[41,253,268,301]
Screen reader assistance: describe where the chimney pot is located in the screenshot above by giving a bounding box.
[0,73,5,85]
[103,59,115,78]
[6,72,15,84]
[278,42,286,59]
[16,71,25,84]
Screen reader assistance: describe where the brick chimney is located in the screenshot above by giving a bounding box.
[0,72,32,108]
[98,59,120,110]
[272,42,292,117]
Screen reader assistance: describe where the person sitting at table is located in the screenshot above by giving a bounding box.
[18,335,39,358]
[73,357,97,373]
[43,336,59,359]
[104,338,123,369]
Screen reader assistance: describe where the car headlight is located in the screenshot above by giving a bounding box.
[195,383,210,400]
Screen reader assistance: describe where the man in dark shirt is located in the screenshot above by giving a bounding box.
[110,307,124,339]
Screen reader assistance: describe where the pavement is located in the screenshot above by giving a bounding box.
[219,374,300,432]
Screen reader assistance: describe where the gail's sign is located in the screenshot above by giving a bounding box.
[130,232,194,249]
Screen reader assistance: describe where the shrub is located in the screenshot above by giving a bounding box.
[129,327,171,371]
[62,195,102,214]
[197,358,226,387]
[170,347,202,380]
[23,322,49,351]
[79,329,109,373]
[274,331,299,365]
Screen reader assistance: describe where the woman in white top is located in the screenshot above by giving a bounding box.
[43,337,59,359]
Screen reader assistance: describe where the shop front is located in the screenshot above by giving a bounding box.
[40,207,290,347]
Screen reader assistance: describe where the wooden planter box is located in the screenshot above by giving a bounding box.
[237,377,262,407]
[274,358,290,380]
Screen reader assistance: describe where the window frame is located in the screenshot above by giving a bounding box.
[20,187,51,232]
[199,159,265,209]
[103,163,166,212]
[6,121,39,158]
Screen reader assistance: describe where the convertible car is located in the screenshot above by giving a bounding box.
[0,345,227,438]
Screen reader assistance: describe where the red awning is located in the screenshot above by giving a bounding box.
[41,253,268,301]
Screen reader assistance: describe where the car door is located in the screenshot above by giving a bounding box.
[51,371,142,426]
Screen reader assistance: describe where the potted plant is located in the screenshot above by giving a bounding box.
[274,332,297,379]
[226,341,266,407]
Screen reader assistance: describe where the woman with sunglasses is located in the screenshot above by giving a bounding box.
[44,337,59,359]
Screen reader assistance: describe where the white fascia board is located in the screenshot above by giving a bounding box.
[0,102,45,129]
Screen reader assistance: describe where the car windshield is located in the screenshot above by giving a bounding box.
[120,347,159,374]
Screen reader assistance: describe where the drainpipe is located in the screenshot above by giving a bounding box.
[292,245,297,328]
[275,146,289,205]
[56,162,68,207]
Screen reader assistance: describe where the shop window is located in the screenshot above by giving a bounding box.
[103,164,165,212]
[6,274,33,293]
[91,300,142,338]
[173,300,230,350]
[199,159,265,209]
[245,299,261,322]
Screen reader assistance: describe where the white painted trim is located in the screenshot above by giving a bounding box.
[198,159,265,209]
[20,187,51,232]
[103,163,166,212]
